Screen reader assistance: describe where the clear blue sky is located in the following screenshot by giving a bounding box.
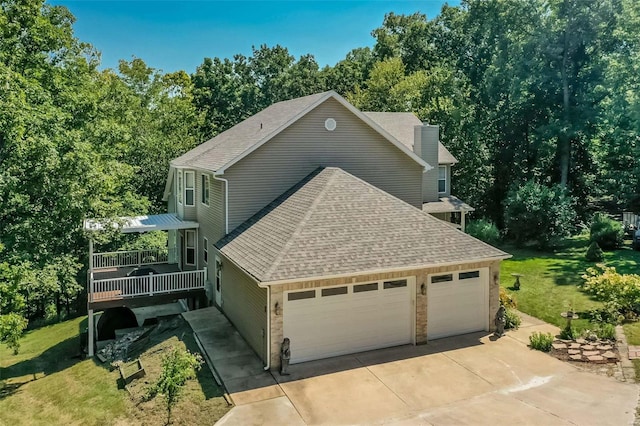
[49,1,457,74]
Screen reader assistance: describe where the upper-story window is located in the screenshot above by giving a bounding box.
[438,165,447,194]
[177,171,183,205]
[201,174,210,206]
[185,171,195,206]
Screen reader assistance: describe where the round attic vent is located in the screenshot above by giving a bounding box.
[324,118,337,131]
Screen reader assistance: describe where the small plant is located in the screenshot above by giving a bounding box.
[504,308,521,329]
[589,213,624,250]
[593,323,617,340]
[585,241,604,262]
[529,331,554,352]
[466,219,501,244]
[499,288,517,309]
[147,347,203,425]
[559,325,576,340]
[0,313,28,355]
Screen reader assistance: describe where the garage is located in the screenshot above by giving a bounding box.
[427,268,489,339]
[283,277,414,363]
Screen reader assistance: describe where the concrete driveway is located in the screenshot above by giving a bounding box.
[215,315,638,426]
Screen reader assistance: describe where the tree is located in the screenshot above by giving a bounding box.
[146,347,203,425]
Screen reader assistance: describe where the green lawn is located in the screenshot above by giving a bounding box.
[500,234,640,336]
[0,315,229,425]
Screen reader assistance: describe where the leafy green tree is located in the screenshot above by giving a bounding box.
[503,181,576,249]
[147,347,203,425]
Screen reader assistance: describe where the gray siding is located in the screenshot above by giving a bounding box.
[196,172,226,269]
[224,98,424,231]
[221,257,268,362]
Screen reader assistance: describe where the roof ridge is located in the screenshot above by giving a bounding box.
[262,168,339,280]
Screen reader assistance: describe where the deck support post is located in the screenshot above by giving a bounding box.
[88,309,95,357]
[461,211,466,232]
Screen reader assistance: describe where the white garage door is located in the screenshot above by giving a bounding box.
[427,268,489,340]
[283,278,414,363]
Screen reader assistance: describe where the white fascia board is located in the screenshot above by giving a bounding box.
[259,255,512,286]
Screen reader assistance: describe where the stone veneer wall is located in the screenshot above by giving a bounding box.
[268,260,502,370]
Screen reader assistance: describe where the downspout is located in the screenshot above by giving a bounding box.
[213,175,229,235]
[258,282,271,371]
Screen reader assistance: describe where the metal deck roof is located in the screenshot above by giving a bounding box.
[84,214,199,233]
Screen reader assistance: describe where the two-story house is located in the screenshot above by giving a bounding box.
[156,91,509,369]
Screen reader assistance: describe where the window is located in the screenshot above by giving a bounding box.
[383,280,407,289]
[288,290,315,301]
[203,237,208,264]
[322,286,348,297]
[184,171,195,206]
[354,283,378,293]
[185,230,196,265]
[438,166,447,193]
[459,271,480,280]
[431,274,453,283]
[177,171,183,204]
[201,174,210,206]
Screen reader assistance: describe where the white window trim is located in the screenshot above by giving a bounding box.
[177,170,183,205]
[184,171,195,207]
[438,165,447,194]
[203,237,209,264]
[201,174,210,207]
[185,230,196,266]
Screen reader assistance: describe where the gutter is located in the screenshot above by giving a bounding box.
[259,255,512,286]
[257,282,271,371]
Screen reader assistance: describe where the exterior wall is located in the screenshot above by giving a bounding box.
[268,260,501,370]
[196,172,226,269]
[220,257,268,362]
[414,125,439,203]
[224,98,424,231]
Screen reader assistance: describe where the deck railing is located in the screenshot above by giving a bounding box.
[92,248,176,269]
[89,269,206,302]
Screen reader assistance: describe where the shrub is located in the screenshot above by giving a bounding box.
[585,241,604,262]
[466,219,501,244]
[594,323,616,340]
[0,313,28,355]
[580,266,640,320]
[559,325,576,340]
[589,213,624,250]
[529,331,554,352]
[499,288,517,309]
[505,308,521,329]
[503,181,576,249]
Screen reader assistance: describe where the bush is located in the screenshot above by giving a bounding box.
[589,213,624,250]
[505,308,521,329]
[585,241,604,262]
[529,331,554,352]
[499,288,517,309]
[466,219,501,244]
[594,323,616,340]
[559,325,576,340]
[503,181,576,249]
[580,266,640,320]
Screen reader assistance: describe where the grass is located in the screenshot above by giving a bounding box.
[500,233,640,336]
[0,315,229,425]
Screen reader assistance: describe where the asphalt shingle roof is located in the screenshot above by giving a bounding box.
[363,112,458,164]
[216,167,509,283]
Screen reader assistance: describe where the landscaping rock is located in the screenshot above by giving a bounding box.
[576,338,587,344]
[552,343,567,350]
[602,351,618,360]
[569,343,582,349]
[583,350,600,357]
[588,355,605,362]
[582,345,595,351]
[569,354,583,361]
[596,345,613,351]
[568,349,581,355]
